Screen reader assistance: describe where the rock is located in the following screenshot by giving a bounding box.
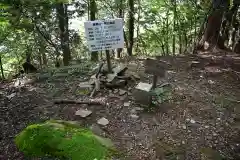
[113,89,119,94]
[208,80,215,84]
[7,93,16,99]
[112,64,127,76]
[128,92,132,96]
[115,79,127,87]
[189,61,203,69]
[190,119,196,124]
[75,109,92,118]
[124,102,131,107]
[125,70,140,80]
[97,117,109,126]
[106,73,117,82]
[78,81,92,89]
[130,114,139,119]
[134,107,144,111]
[132,82,152,105]
[130,109,136,114]
[119,89,127,96]
[131,107,144,113]
[213,132,217,136]
[131,72,140,80]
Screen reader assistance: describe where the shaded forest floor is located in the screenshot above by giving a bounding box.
[1,52,240,160]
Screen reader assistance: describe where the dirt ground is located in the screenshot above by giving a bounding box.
[1,53,240,160]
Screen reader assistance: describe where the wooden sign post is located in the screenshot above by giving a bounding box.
[132,57,167,106]
[105,50,112,73]
[144,57,167,88]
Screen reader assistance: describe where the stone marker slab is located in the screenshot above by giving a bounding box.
[75,109,92,118]
[133,82,152,105]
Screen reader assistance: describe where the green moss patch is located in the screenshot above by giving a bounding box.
[15,120,115,160]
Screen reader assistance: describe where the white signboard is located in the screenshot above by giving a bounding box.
[84,18,124,52]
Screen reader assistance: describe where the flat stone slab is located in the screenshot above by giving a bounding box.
[97,117,109,126]
[135,82,152,92]
[123,102,131,107]
[130,114,139,119]
[75,109,92,118]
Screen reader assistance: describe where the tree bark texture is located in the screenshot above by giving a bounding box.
[56,3,71,66]
[117,0,124,58]
[128,0,134,56]
[90,0,98,61]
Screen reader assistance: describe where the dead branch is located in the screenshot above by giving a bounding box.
[90,63,104,97]
[54,99,104,105]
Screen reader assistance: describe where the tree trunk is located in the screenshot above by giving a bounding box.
[166,11,169,55]
[178,22,182,54]
[128,0,134,56]
[197,0,230,51]
[90,0,98,61]
[56,3,71,66]
[0,55,4,79]
[135,0,141,55]
[172,0,176,55]
[26,46,32,63]
[42,52,47,65]
[116,0,124,58]
[226,3,239,48]
[202,9,224,49]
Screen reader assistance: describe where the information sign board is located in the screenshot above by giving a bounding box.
[84,18,124,52]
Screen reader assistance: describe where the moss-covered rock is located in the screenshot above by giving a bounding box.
[15,120,115,160]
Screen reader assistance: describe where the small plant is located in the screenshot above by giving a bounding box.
[151,85,172,105]
[15,120,115,160]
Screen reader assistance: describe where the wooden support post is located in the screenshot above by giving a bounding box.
[152,75,157,89]
[106,50,112,73]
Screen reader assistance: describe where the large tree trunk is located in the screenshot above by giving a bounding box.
[201,9,224,49]
[90,0,98,61]
[127,0,134,56]
[172,0,176,55]
[56,3,71,66]
[116,0,124,58]
[197,0,230,51]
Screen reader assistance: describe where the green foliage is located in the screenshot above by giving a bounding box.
[15,120,115,160]
[151,85,172,105]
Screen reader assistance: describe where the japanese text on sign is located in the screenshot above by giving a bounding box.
[84,18,124,52]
